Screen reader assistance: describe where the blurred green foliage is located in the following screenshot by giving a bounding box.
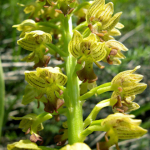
[0,0,150,149]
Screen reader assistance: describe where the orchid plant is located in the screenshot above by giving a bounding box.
[8,0,147,150]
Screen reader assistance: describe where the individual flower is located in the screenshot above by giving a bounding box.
[11,114,43,143]
[110,66,147,113]
[111,92,140,113]
[60,143,91,150]
[69,30,106,83]
[111,66,147,96]
[97,113,147,150]
[13,19,37,37]
[11,113,52,144]
[25,67,67,113]
[103,40,128,65]
[23,2,45,20]
[83,27,127,65]
[17,30,52,68]
[86,0,123,40]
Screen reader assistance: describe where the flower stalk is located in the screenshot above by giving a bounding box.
[64,16,83,144]
[0,58,5,138]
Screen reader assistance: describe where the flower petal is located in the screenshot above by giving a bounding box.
[91,42,107,61]
[69,30,83,58]
[102,12,122,31]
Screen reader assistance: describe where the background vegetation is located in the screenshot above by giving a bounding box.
[0,0,150,149]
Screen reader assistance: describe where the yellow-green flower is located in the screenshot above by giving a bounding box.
[11,114,43,143]
[86,0,123,41]
[11,113,52,143]
[13,19,37,37]
[25,67,67,113]
[97,113,147,150]
[18,30,52,68]
[110,66,147,113]
[69,30,106,82]
[111,92,140,113]
[103,40,128,65]
[111,66,147,96]
[23,2,44,19]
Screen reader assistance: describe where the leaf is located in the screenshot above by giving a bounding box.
[7,140,41,150]
[22,84,38,105]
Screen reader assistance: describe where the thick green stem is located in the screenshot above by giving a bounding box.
[80,82,112,100]
[65,55,83,144]
[0,58,5,138]
[64,16,83,144]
